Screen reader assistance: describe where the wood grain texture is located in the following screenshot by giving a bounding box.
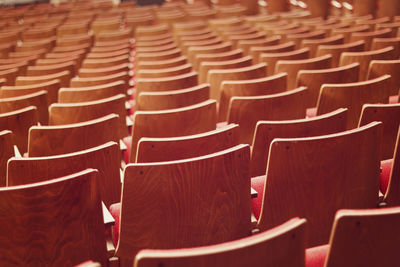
[316,40,365,68]
[28,114,120,157]
[136,43,178,54]
[78,63,131,79]
[219,73,287,122]
[325,207,400,267]
[259,47,309,76]
[1,79,61,105]
[136,56,187,73]
[27,61,76,77]
[81,54,130,69]
[0,169,107,266]
[301,34,344,57]
[371,37,400,59]
[8,142,121,207]
[251,108,347,177]
[181,37,224,55]
[237,36,280,55]
[136,48,182,63]
[96,28,133,42]
[15,70,72,87]
[58,81,126,103]
[359,103,400,160]
[70,71,129,88]
[250,41,296,64]
[134,217,306,267]
[258,122,382,246]
[0,106,38,153]
[117,144,252,263]
[226,32,266,49]
[137,84,209,111]
[86,49,131,60]
[137,63,192,79]
[0,130,14,186]
[286,30,326,49]
[331,25,370,43]
[350,28,392,50]
[339,46,395,80]
[384,127,400,206]
[317,75,391,129]
[49,94,128,139]
[0,68,18,86]
[130,99,217,162]
[194,49,243,71]
[187,42,233,64]
[208,63,267,101]
[297,63,359,108]
[378,0,400,18]
[367,59,400,96]
[136,123,239,163]
[228,87,308,144]
[0,90,48,125]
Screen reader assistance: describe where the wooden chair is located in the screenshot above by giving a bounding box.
[81,54,130,69]
[128,100,217,162]
[111,144,252,266]
[331,24,370,43]
[193,49,244,71]
[135,56,188,73]
[367,59,400,96]
[259,47,310,76]
[96,29,133,43]
[297,63,360,108]
[0,169,107,266]
[56,34,94,48]
[133,217,306,267]
[70,72,129,89]
[315,75,392,129]
[187,42,233,64]
[78,63,131,78]
[208,63,267,101]
[253,122,381,247]
[276,54,332,89]
[305,207,400,267]
[28,113,120,158]
[339,46,395,81]
[301,34,344,57]
[136,48,182,63]
[219,73,287,122]
[0,90,48,125]
[8,142,121,208]
[0,130,14,186]
[236,36,280,55]
[15,70,72,87]
[136,64,192,79]
[250,108,347,178]
[227,87,308,144]
[137,84,209,111]
[49,94,129,139]
[181,37,224,55]
[91,19,121,35]
[316,40,365,68]
[285,30,326,49]
[0,68,19,86]
[58,81,126,103]
[371,37,400,59]
[349,28,393,50]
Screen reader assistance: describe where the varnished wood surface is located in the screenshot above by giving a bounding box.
[367,59,400,96]
[70,71,129,88]
[134,217,306,267]
[117,144,252,263]
[259,47,309,76]
[136,48,182,63]
[316,40,365,68]
[135,56,187,73]
[193,49,243,71]
[250,41,296,64]
[187,42,233,63]
[0,130,14,186]
[0,68,18,86]
[384,127,400,206]
[137,63,192,79]
[236,36,280,55]
[15,70,71,87]
[26,60,76,77]
[301,34,344,57]
[228,87,308,144]
[371,37,400,59]
[78,63,131,78]
[8,142,121,207]
[130,99,217,162]
[81,54,130,69]
[349,28,392,51]
[0,169,107,266]
[258,122,382,246]
[28,114,120,157]
[251,108,347,177]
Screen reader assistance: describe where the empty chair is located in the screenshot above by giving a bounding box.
[236,36,280,55]
[331,25,370,43]
[187,42,233,64]
[305,207,400,267]
[15,70,72,87]
[316,40,365,68]
[227,87,308,144]
[250,108,348,177]
[70,72,129,89]
[81,54,130,69]
[250,42,296,64]
[134,217,306,267]
[136,48,182,63]
[136,64,192,79]
[0,130,14,186]
[301,34,344,57]
[136,56,188,73]
[194,49,244,71]
[0,169,107,266]
[253,122,381,247]
[26,60,76,77]
[349,28,393,50]
[367,59,400,96]
[371,37,400,59]
[110,144,252,266]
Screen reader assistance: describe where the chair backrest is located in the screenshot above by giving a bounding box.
[228,87,308,144]
[137,84,209,111]
[28,113,120,157]
[296,63,360,108]
[0,130,14,186]
[371,37,400,59]
[193,49,243,71]
[324,207,400,267]
[70,71,129,88]
[0,169,107,266]
[237,36,280,55]
[116,144,252,263]
[317,75,391,129]
[134,217,306,267]
[130,99,217,162]
[251,108,348,177]
[383,127,400,206]
[136,55,188,73]
[367,59,400,96]
[219,73,287,122]
[259,47,309,76]
[316,40,365,68]
[49,94,128,139]
[15,70,71,87]
[136,63,192,79]
[78,63,130,78]
[250,41,296,64]
[301,34,344,57]
[258,122,382,247]
[136,124,239,163]
[8,142,121,207]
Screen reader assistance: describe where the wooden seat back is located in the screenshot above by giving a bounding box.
[0,130,14,186]
[367,59,400,96]
[316,40,365,68]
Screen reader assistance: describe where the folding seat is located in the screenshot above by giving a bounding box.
[49,94,128,139]
[136,56,188,73]
[96,28,133,43]
[297,63,360,108]
[316,40,365,68]
[313,75,391,129]
[236,36,280,55]
[15,70,71,87]
[253,122,381,247]
[339,46,395,81]
[0,169,108,266]
[181,37,225,55]
[218,73,287,122]
[371,37,400,58]
[16,37,56,52]
[134,217,306,267]
[250,108,347,177]
[81,54,130,69]
[0,91,48,125]
[26,61,76,78]
[349,28,393,50]
[70,72,130,90]
[331,25,370,43]
[367,59,400,96]
[227,86,308,144]
[0,130,15,186]
[110,144,251,266]
[207,63,267,101]
[301,34,344,57]
[259,47,309,76]
[91,18,121,36]
[56,22,90,38]
[305,207,400,267]
[187,42,233,64]
[285,30,326,49]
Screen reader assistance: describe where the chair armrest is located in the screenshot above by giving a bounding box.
[14,145,22,158]
[126,116,133,127]
[251,187,258,198]
[119,139,127,151]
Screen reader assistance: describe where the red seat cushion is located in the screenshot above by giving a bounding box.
[123,136,132,164]
[109,202,121,247]
[251,175,266,220]
[389,95,399,104]
[305,244,330,267]
[380,159,393,195]
[306,107,317,118]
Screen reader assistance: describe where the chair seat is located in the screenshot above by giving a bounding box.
[109,202,121,247]
[305,244,330,267]
[306,107,317,118]
[251,175,266,220]
[380,158,393,195]
[123,136,132,163]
